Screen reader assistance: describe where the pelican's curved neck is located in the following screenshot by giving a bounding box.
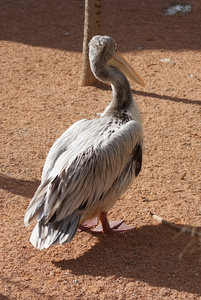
[102,68,142,125]
[91,58,133,108]
[91,59,141,120]
[103,68,134,113]
[111,74,133,109]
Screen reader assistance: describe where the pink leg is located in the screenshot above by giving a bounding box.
[99,211,113,234]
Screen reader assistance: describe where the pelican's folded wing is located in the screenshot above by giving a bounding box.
[24,119,142,248]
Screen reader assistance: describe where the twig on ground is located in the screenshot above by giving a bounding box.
[149,211,201,238]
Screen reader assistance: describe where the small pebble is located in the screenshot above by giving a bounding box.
[73,279,80,283]
[160,58,171,63]
[165,5,191,15]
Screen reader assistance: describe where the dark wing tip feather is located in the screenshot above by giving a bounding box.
[132,143,142,177]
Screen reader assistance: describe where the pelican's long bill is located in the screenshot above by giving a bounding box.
[108,51,145,87]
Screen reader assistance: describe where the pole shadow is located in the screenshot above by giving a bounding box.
[94,83,201,105]
[0,174,40,199]
[132,90,201,106]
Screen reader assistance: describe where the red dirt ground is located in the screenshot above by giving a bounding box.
[1,0,201,299]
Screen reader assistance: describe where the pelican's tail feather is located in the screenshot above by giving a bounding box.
[24,180,50,227]
[30,211,81,250]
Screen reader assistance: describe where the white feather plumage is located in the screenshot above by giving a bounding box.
[24,36,144,249]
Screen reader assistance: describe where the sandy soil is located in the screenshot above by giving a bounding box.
[1,0,201,299]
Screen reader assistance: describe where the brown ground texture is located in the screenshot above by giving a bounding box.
[1,0,201,299]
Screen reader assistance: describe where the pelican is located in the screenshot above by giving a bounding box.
[24,35,145,249]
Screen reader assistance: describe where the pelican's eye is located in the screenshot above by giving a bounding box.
[114,44,117,52]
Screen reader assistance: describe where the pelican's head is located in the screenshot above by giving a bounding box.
[89,35,145,87]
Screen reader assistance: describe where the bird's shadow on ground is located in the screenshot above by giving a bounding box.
[53,224,201,296]
[1,174,200,295]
